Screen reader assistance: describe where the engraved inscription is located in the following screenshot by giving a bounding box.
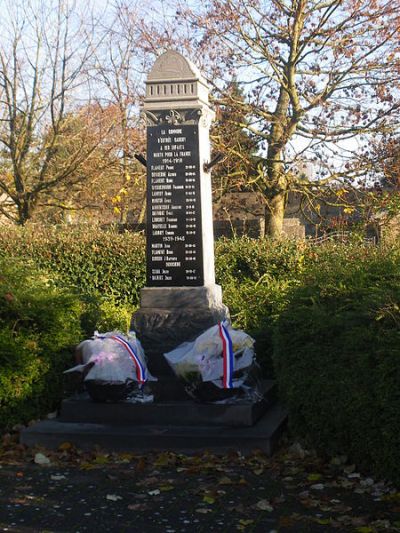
[146,124,203,286]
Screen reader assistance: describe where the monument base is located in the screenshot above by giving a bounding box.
[132,284,229,380]
[20,381,288,454]
[20,405,287,454]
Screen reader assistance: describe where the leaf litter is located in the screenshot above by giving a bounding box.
[0,431,400,531]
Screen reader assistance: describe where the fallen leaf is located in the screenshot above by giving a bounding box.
[196,508,211,514]
[307,473,322,482]
[117,453,133,463]
[154,452,176,467]
[58,442,73,451]
[360,478,374,487]
[218,476,234,485]
[330,455,347,466]
[106,494,122,501]
[279,514,301,527]
[148,489,160,496]
[316,518,331,525]
[79,462,96,471]
[255,499,274,512]
[34,452,51,465]
[160,485,174,492]
[136,457,146,471]
[93,454,110,465]
[310,483,324,490]
[352,517,368,527]
[203,495,215,504]
[127,503,149,511]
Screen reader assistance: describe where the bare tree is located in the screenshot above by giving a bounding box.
[90,1,150,224]
[0,0,107,224]
[181,0,400,237]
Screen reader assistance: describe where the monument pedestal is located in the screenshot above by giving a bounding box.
[133,285,228,374]
[20,381,288,454]
[133,285,229,399]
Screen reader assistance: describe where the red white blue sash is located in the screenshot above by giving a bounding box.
[218,322,234,389]
[97,334,147,384]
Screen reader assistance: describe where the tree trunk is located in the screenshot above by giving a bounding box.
[264,191,285,238]
[16,196,34,225]
[264,84,289,239]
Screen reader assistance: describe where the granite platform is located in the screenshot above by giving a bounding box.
[20,381,287,454]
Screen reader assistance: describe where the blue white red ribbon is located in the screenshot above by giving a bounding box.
[218,322,234,389]
[97,334,147,384]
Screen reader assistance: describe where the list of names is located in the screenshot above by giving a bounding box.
[146,124,204,286]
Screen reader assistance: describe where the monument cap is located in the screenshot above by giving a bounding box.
[145,50,209,108]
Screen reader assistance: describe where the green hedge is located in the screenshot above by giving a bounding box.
[215,237,306,373]
[0,224,146,305]
[2,224,400,484]
[0,226,306,373]
[273,243,400,483]
[0,258,83,428]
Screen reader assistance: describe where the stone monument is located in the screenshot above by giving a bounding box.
[133,50,228,382]
[20,51,287,453]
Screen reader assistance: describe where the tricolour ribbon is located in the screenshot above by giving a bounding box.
[218,322,234,389]
[101,334,147,384]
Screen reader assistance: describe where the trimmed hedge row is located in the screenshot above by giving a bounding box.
[0,226,305,373]
[273,244,400,483]
[1,224,400,484]
[0,226,148,429]
[0,258,83,428]
[0,224,146,305]
[0,226,308,427]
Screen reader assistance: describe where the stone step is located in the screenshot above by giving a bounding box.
[20,403,288,455]
[59,380,276,428]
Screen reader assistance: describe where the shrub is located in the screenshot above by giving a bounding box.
[273,243,400,483]
[0,224,146,305]
[77,293,135,338]
[0,228,306,374]
[215,237,306,374]
[2,225,400,483]
[0,258,83,429]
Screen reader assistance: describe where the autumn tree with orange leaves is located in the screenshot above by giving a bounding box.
[0,1,109,224]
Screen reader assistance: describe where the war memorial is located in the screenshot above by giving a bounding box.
[21,51,286,452]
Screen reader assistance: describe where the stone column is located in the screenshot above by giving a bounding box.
[132,51,228,383]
